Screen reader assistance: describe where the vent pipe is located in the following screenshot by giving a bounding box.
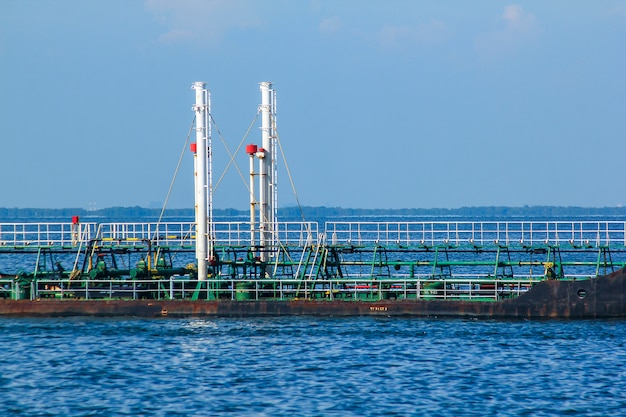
[191,82,211,281]
[259,82,276,258]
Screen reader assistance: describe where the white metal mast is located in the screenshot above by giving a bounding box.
[259,82,277,255]
[246,144,258,246]
[191,82,211,281]
[270,88,278,242]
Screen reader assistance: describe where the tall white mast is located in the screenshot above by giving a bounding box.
[259,82,277,254]
[270,88,278,242]
[192,82,211,281]
[246,144,258,246]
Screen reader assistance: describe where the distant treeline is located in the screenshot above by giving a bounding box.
[2,205,626,221]
[286,206,626,219]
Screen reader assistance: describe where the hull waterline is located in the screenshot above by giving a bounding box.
[1,268,624,319]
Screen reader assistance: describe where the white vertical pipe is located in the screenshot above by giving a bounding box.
[192,82,208,281]
[257,148,267,260]
[250,153,256,246]
[206,89,214,264]
[270,88,278,240]
[247,144,258,246]
[259,82,272,252]
[191,143,198,261]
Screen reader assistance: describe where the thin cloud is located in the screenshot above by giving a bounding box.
[319,17,342,35]
[145,0,263,45]
[608,5,626,17]
[475,4,540,58]
[376,20,451,51]
[502,5,537,33]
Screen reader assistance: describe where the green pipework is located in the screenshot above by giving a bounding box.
[206,280,221,300]
[151,267,190,279]
[130,259,148,279]
[5,237,626,292]
[192,281,206,301]
[368,246,391,279]
[235,281,255,301]
[429,246,453,278]
[197,255,624,275]
[493,246,501,278]
[369,245,378,278]
[329,258,610,268]
[596,246,614,276]
[12,272,32,300]
[34,248,43,279]
[432,247,439,277]
[316,246,327,279]
[546,246,564,279]
[295,246,314,280]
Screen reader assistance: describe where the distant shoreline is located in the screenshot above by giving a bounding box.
[1,206,626,221]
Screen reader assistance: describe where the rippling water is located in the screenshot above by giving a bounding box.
[0,317,624,416]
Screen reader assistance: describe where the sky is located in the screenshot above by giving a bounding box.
[0,1,625,210]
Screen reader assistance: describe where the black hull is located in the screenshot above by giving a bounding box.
[1,269,624,319]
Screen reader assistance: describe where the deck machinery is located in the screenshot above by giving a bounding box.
[1,218,625,304]
[1,83,625,318]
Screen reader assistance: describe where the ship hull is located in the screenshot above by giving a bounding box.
[0,269,624,319]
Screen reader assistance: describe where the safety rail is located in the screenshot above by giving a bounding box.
[206,278,535,302]
[0,279,17,299]
[325,221,626,247]
[0,222,98,247]
[1,221,625,248]
[95,221,319,247]
[0,222,319,248]
[98,222,196,246]
[17,277,539,302]
[210,222,319,246]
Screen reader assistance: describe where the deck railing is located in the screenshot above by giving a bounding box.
[11,277,538,302]
[0,222,319,248]
[324,221,626,247]
[0,223,98,247]
[1,221,625,248]
[97,221,319,247]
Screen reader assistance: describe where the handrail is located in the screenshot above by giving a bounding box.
[324,221,626,247]
[0,221,319,247]
[0,222,99,247]
[1,221,624,248]
[28,276,539,302]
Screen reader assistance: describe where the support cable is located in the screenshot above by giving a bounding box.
[212,111,260,192]
[274,120,307,225]
[153,116,196,241]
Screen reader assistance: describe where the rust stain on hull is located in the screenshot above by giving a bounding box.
[0,269,624,319]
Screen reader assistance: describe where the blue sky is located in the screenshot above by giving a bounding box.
[1,1,625,210]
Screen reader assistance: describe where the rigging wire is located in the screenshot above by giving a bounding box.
[211,111,260,193]
[260,114,312,271]
[149,108,307,269]
[153,115,196,241]
[273,117,307,225]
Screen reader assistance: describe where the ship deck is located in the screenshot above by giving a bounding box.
[1,220,625,302]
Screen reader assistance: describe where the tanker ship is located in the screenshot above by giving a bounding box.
[1,82,625,318]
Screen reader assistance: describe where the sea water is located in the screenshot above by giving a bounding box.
[0,316,624,416]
